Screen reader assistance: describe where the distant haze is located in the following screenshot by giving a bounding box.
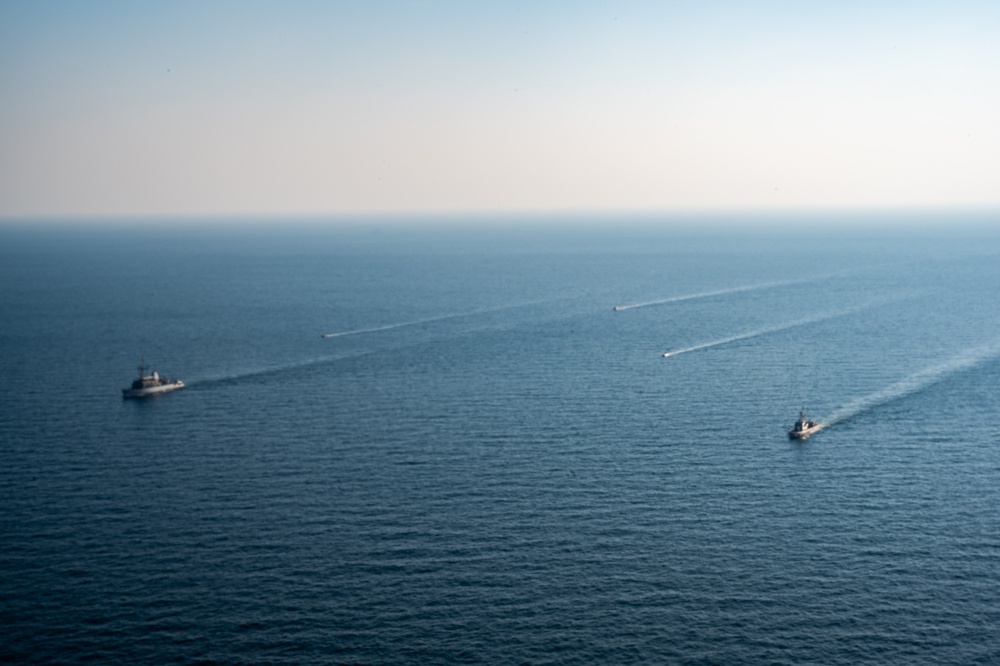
[2,1,999,219]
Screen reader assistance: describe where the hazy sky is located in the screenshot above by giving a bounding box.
[2,1,998,218]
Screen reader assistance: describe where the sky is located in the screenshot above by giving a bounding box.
[1,1,999,219]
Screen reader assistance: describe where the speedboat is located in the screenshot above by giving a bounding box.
[613,306,622,312]
[662,352,671,358]
[788,410,822,439]
[122,360,184,399]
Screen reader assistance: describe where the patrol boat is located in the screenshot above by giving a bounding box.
[788,410,822,439]
[122,360,184,399]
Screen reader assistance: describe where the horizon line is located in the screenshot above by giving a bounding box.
[2,204,999,226]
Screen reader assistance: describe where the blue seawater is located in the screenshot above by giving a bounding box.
[2,216,1000,664]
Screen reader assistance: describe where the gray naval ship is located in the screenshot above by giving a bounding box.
[122,360,185,399]
[788,410,822,439]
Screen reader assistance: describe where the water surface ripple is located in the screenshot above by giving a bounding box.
[2,224,999,665]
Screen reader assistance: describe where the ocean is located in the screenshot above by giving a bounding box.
[2,216,999,664]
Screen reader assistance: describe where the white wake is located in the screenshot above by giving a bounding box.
[821,339,1000,427]
[613,270,855,312]
[663,301,887,358]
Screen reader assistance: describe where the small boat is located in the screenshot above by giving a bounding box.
[662,352,672,358]
[122,360,184,399]
[788,410,822,439]
[613,306,622,312]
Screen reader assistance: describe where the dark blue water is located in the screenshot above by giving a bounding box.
[2,218,1000,664]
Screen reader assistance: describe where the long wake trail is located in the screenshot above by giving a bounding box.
[320,301,546,339]
[195,301,550,385]
[188,350,372,386]
[663,303,878,358]
[617,279,796,312]
[614,270,855,312]
[321,313,470,339]
[820,339,1000,428]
